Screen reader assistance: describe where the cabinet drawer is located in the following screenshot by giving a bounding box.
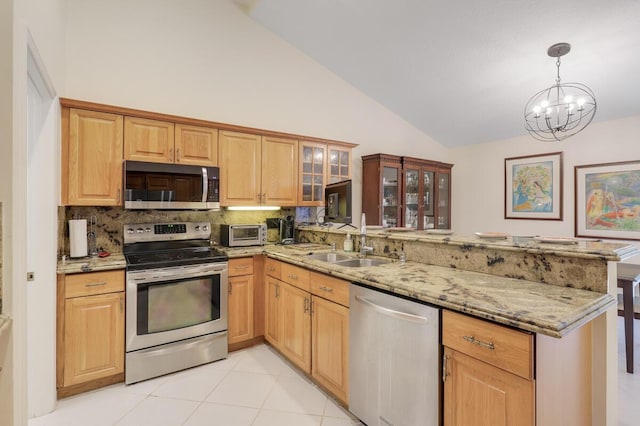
[229,257,254,277]
[310,272,349,307]
[442,310,533,380]
[265,258,281,279]
[65,270,125,299]
[280,262,310,292]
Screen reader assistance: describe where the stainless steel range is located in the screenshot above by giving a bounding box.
[123,222,228,384]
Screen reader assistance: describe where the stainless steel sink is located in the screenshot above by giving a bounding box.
[306,252,352,263]
[333,258,391,268]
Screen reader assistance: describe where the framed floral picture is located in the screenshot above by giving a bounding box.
[575,160,640,240]
[504,152,563,220]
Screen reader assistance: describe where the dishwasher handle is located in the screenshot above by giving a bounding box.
[354,295,429,324]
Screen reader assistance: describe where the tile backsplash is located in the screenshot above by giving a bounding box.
[58,206,299,258]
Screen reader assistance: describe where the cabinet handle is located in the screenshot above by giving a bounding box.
[288,274,298,280]
[169,148,174,161]
[229,282,232,294]
[304,297,309,313]
[462,335,495,350]
[310,300,314,315]
[117,189,121,203]
[85,281,106,287]
[119,295,124,314]
[442,353,450,382]
[319,286,333,293]
[234,266,249,270]
[176,148,180,162]
[275,284,279,298]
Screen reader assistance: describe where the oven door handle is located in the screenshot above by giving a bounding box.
[128,265,227,283]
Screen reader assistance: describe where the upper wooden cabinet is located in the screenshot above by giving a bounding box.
[328,145,351,183]
[62,108,124,206]
[175,124,218,166]
[219,131,298,206]
[124,118,218,166]
[362,153,453,229]
[298,141,326,206]
[124,117,175,163]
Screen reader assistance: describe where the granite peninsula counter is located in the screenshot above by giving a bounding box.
[55,227,638,339]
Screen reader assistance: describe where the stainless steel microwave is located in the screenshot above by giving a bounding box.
[124,161,220,210]
[220,224,267,247]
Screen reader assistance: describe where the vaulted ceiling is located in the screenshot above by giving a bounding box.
[239,0,640,147]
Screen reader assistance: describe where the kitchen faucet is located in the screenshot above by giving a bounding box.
[360,213,373,257]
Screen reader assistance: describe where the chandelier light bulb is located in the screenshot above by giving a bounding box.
[524,42,597,141]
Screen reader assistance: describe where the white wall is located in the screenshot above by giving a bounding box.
[63,0,449,219]
[450,115,640,263]
[6,0,66,423]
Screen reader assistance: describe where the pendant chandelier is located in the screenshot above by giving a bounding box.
[524,42,597,142]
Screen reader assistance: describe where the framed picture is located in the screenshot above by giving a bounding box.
[575,160,640,240]
[505,152,563,220]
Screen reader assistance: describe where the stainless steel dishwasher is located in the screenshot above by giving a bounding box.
[349,283,440,426]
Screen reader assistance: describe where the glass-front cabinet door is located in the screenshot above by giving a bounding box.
[299,142,326,206]
[404,168,419,229]
[422,170,435,229]
[436,171,450,229]
[328,145,351,184]
[382,166,400,227]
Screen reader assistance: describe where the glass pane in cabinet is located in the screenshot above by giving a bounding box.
[303,162,312,173]
[313,185,322,201]
[314,162,324,174]
[302,185,312,200]
[340,151,349,166]
[404,169,418,228]
[303,175,311,185]
[313,175,323,185]
[329,150,339,165]
[331,164,339,176]
[340,166,349,176]
[437,173,450,228]
[423,171,434,215]
[302,147,313,163]
[382,166,399,227]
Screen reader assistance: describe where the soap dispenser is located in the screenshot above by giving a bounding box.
[343,232,353,252]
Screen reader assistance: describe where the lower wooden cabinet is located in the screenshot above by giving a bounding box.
[311,294,349,403]
[264,259,349,404]
[442,310,534,426]
[57,270,125,398]
[443,347,534,426]
[228,258,255,345]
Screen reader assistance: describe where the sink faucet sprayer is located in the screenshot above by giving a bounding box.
[360,212,373,257]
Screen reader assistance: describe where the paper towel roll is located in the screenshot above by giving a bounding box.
[69,219,88,258]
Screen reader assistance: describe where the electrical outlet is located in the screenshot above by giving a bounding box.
[266,218,280,229]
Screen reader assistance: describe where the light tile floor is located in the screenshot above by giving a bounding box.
[29,344,362,426]
[29,317,640,425]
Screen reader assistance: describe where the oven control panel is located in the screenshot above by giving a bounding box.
[124,222,211,243]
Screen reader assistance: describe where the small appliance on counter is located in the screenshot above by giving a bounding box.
[220,224,267,247]
[278,215,295,245]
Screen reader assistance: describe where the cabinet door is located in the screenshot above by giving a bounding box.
[65,109,123,206]
[404,167,420,229]
[279,282,311,373]
[311,296,349,404]
[328,146,351,183]
[436,170,451,229]
[219,131,262,206]
[261,136,298,206]
[63,292,124,387]
[228,274,254,345]
[264,277,281,347]
[443,347,534,426]
[175,124,218,166]
[298,141,326,206]
[124,117,175,163]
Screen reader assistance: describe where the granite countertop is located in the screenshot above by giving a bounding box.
[265,244,615,338]
[297,225,640,261]
[56,253,126,274]
[53,242,618,338]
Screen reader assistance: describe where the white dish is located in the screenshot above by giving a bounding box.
[425,229,454,235]
[533,236,578,244]
[475,232,509,239]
